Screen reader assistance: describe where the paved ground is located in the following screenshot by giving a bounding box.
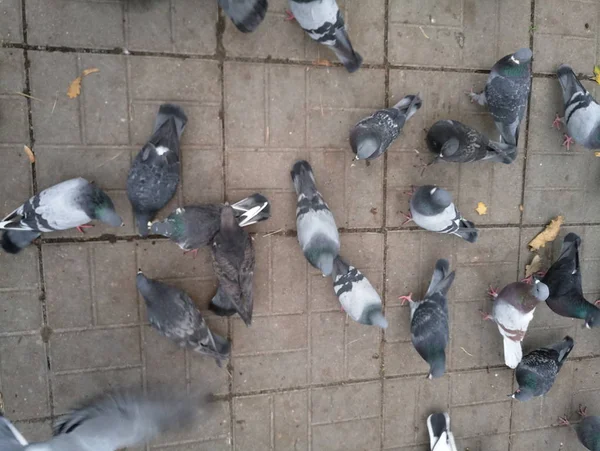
[1,0,600,450]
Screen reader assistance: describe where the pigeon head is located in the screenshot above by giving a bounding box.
[317,253,335,277]
[93,191,123,227]
[585,308,600,329]
[413,185,453,214]
[350,128,381,160]
[136,271,151,293]
[512,48,533,64]
[425,121,458,157]
[496,48,532,77]
[530,279,550,302]
[511,386,535,402]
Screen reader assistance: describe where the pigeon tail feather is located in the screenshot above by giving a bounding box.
[1,230,39,254]
[331,27,363,73]
[557,64,587,105]
[156,104,187,138]
[453,220,478,243]
[368,310,388,329]
[503,337,522,369]
[392,93,423,121]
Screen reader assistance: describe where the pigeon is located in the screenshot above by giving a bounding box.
[469,48,532,146]
[558,405,600,451]
[554,64,600,150]
[288,0,362,73]
[127,104,187,237]
[349,94,423,161]
[511,335,574,401]
[150,193,270,255]
[218,0,268,33]
[399,259,455,379]
[426,119,518,164]
[0,178,123,235]
[136,271,230,366]
[1,230,41,254]
[427,412,458,451]
[0,387,206,451]
[291,160,340,276]
[481,279,549,369]
[331,255,387,328]
[542,233,600,328]
[211,206,255,326]
[408,185,478,243]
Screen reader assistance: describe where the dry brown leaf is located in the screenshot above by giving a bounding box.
[519,204,524,211]
[23,145,35,163]
[67,68,100,99]
[595,151,600,157]
[313,58,333,67]
[81,67,100,76]
[475,202,488,215]
[528,216,564,251]
[525,254,542,278]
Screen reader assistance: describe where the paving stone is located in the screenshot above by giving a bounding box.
[510,426,570,451]
[312,417,380,451]
[0,0,22,43]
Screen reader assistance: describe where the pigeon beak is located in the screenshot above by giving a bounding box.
[352,155,359,162]
[137,268,143,274]
[427,373,432,380]
[585,323,591,329]
[508,393,516,398]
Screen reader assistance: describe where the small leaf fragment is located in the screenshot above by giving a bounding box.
[593,66,600,85]
[475,202,488,215]
[528,216,564,251]
[525,254,542,278]
[81,67,100,76]
[313,58,333,67]
[595,151,600,157]
[23,145,35,163]
[67,76,82,99]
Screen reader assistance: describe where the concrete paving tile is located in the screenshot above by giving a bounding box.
[233,349,308,392]
[13,420,52,443]
[450,369,514,405]
[232,314,307,355]
[0,246,40,289]
[143,324,187,390]
[0,291,42,333]
[273,390,308,451]
[510,427,571,451]
[312,417,380,451]
[152,441,231,451]
[383,377,420,448]
[456,434,510,451]
[0,147,33,223]
[312,381,380,423]
[451,401,511,437]
[0,0,22,43]
[233,394,271,451]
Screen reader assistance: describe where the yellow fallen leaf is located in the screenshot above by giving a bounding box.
[528,216,564,251]
[313,58,333,67]
[525,254,542,278]
[81,68,100,76]
[475,202,487,215]
[595,151,600,157]
[23,145,35,163]
[66,68,100,99]
[593,65,600,85]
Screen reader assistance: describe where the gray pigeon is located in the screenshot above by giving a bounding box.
[511,335,574,402]
[1,230,40,254]
[0,387,205,451]
[127,104,187,237]
[554,64,600,150]
[150,193,270,256]
[136,271,230,366]
[0,178,122,235]
[331,255,387,328]
[469,48,532,146]
[426,120,518,164]
[291,160,340,276]
[409,185,478,243]
[482,280,549,368]
[288,0,362,73]
[350,94,422,161]
[218,0,268,33]
[399,259,455,379]
[427,413,458,451]
[211,206,255,326]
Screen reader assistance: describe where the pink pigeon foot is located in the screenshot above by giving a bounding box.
[578,405,588,417]
[399,293,413,306]
[521,271,547,284]
[183,248,198,258]
[594,299,600,306]
[556,416,570,427]
[76,224,94,233]
[552,114,563,130]
[479,310,493,321]
[284,10,295,21]
[488,286,499,298]
[401,211,413,226]
[563,134,574,150]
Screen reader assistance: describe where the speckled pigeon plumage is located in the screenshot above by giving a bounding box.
[426,120,518,164]
[512,335,574,401]
[410,185,478,243]
[0,178,122,233]
[332,255,387,328]
[470,48,532,146]
[136,271,230,365]
[288,0,362,73]
[127,104,187,237]
[577,415,600,450]
[218,0,268,33]
[291,160,340,276]
[211,206,255,326]
[542,233,600,328]
[350,94,422,160]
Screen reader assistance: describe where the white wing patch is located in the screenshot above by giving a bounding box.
[155,146,171,156]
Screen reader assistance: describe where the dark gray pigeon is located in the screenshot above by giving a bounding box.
[482,280,549,368]
[469,48,532,146]
[0,178,122,235]
[426,119,518,164]
[511,335,574,401]
[291,160,340,276]
[1,230,40,254]
[288,0,362,73]
[0,387,205,451]
[127,104,187,237]
[150,193,270,256]
[350,94,422,161]
[211,206,255,326]
[136,271,230,366]
[399,259,455,379]
[218,0,268,33]
[331,256,387,328]
[554,64,600,150]
[427,413,457,451]
[409,185,478,243]
[542,233,600,328]
[558,406,600,450]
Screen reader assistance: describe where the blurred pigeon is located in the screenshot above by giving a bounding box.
[399,259,455,379]
[291,160,340,276]
[332,255,387,328]
[511,335,574,402]
[127,104,187,237]
[218,0,268,33]
[427,412,458,451]
[0,178,122,235]
[482,280,549,368]
[426,119,518,164]
[554,64,600,150]
[211,206,255,326]
[409,185,478,243]
[150,193,270,256]
[1,230,40,254]
[0,387,205,450]
[469,48,532,146]
[542,233,600,328]
[288,0,362,73]
[350,94,422,160]
[558,405,600,450]
[136,271,230,366]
